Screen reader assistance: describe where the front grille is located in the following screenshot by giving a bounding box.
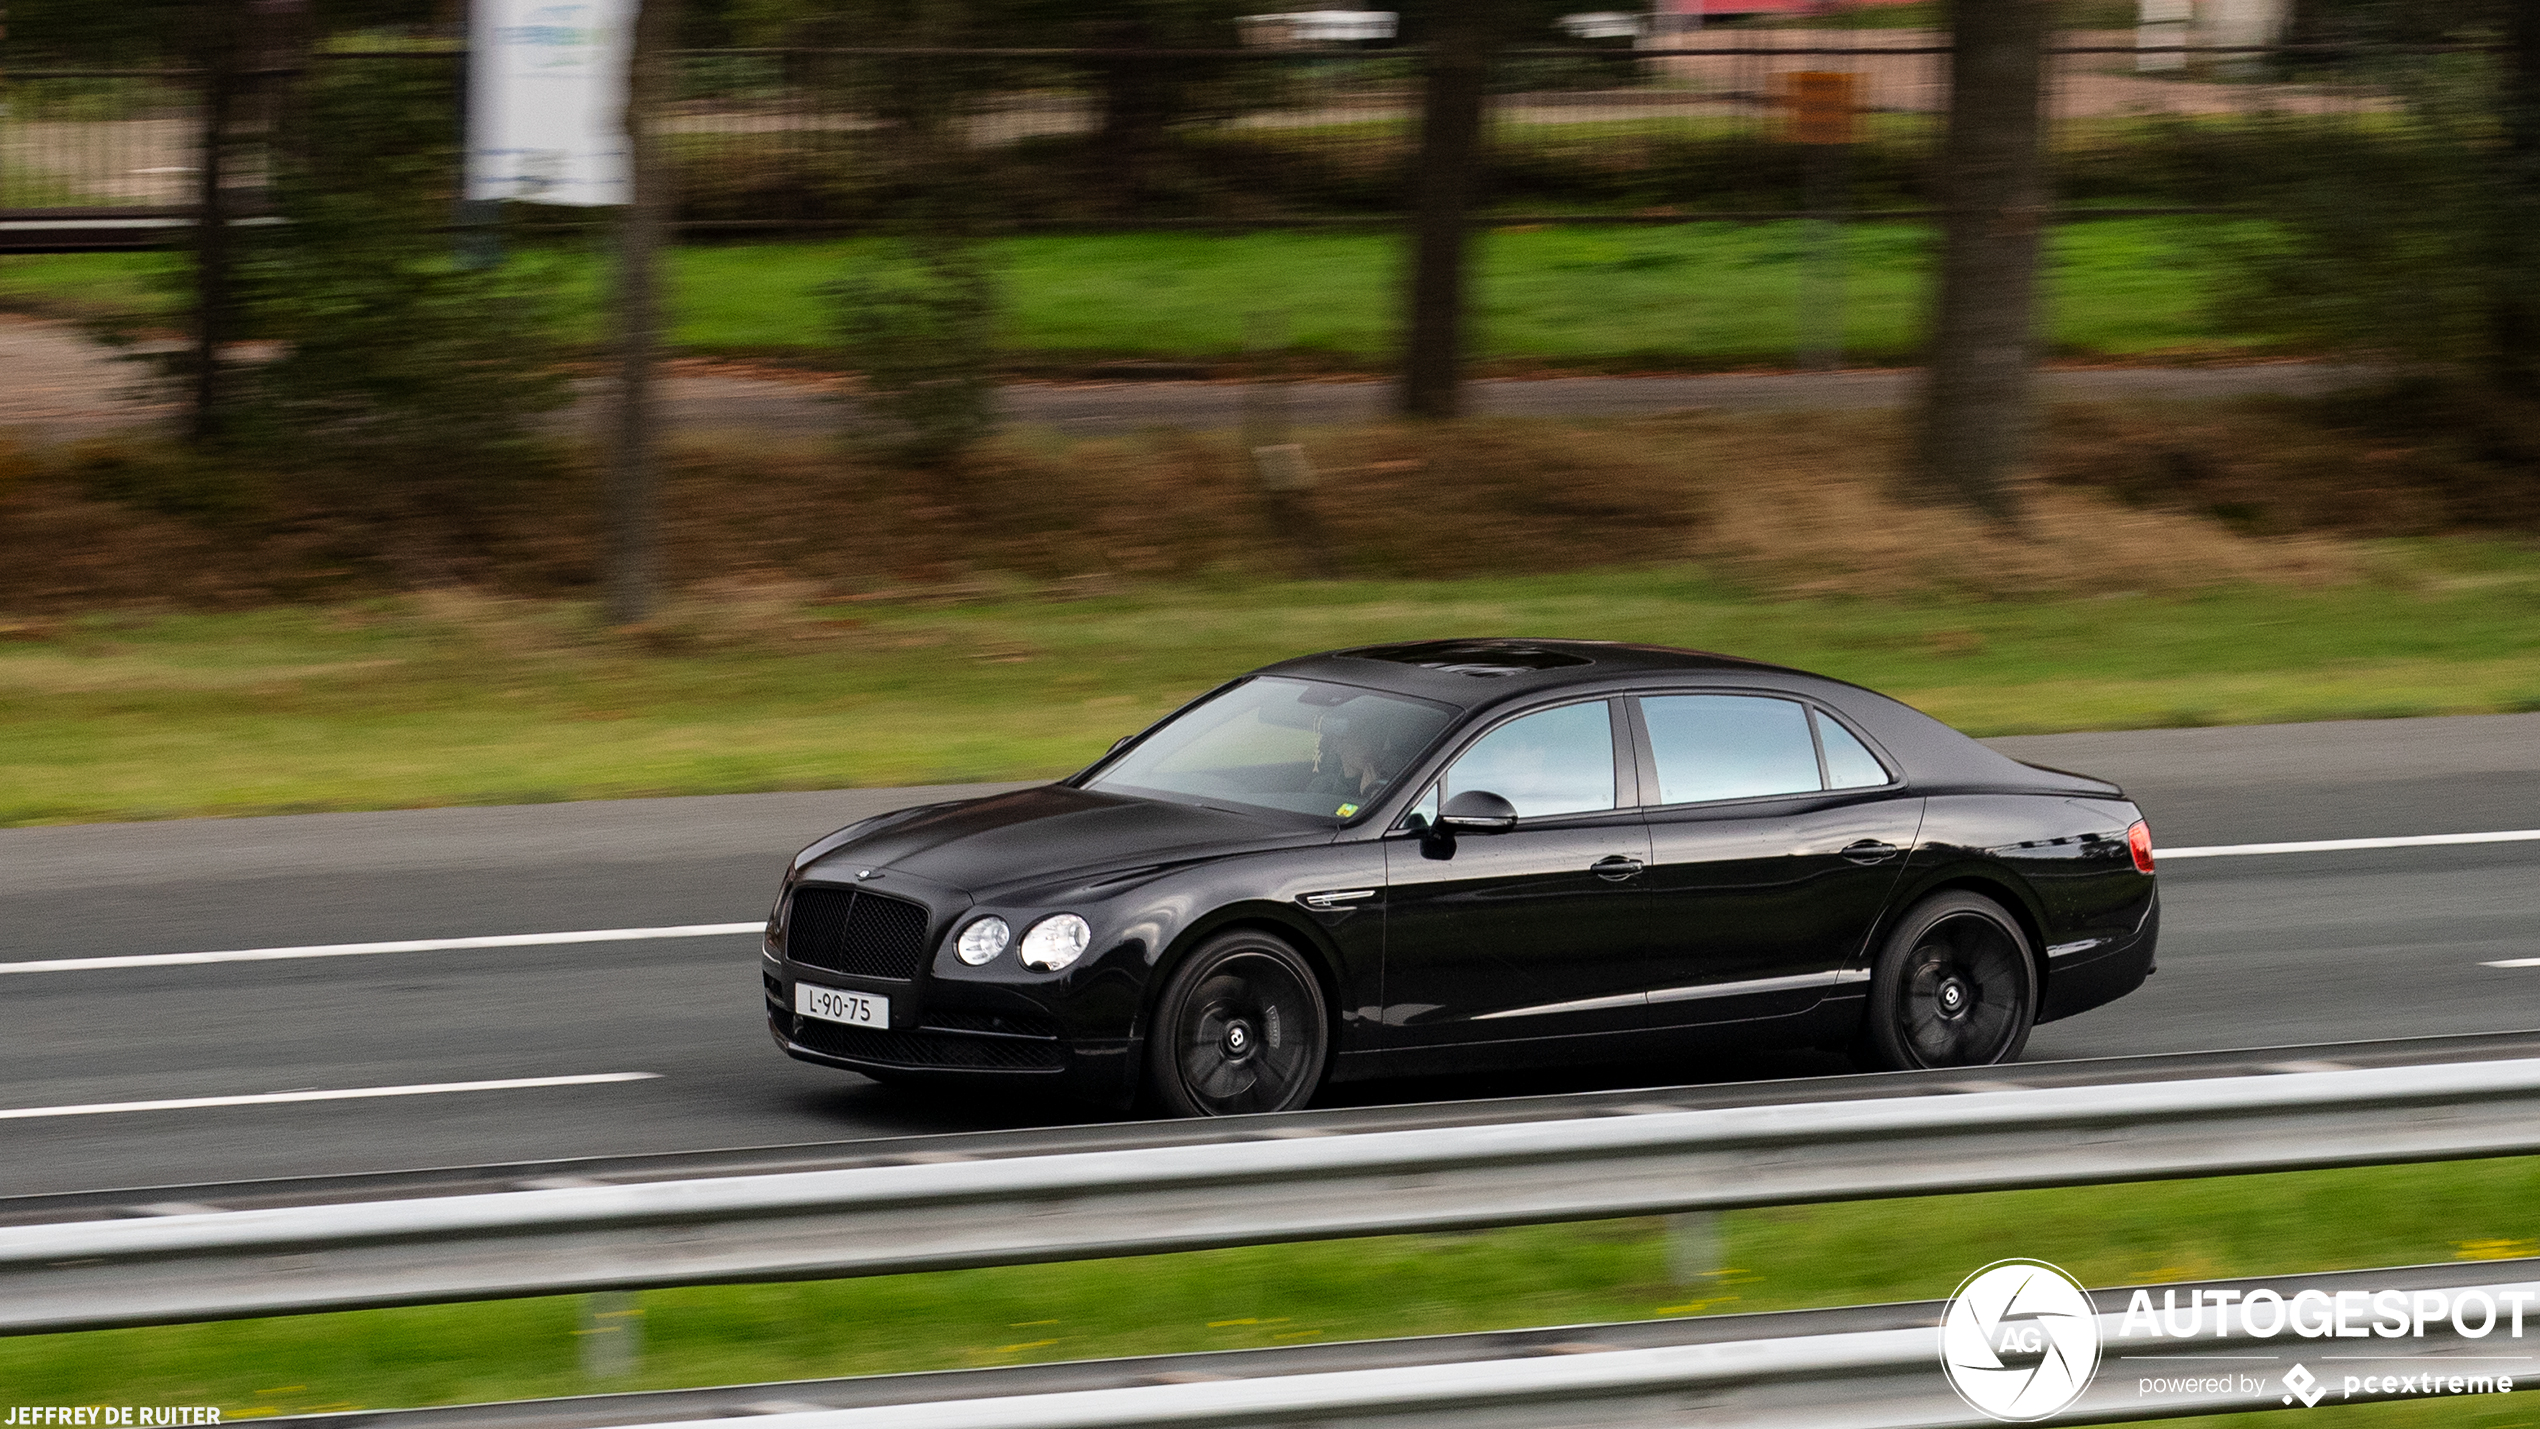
[791,1020,1065,1072]
[786,886,932,980]
[924,1008,1060,1040]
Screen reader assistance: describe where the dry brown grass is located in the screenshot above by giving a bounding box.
[1588,411,2356,598]
[0,409,2382,614]
[0,439,324,612]
[629,412,2356,602]
[2039,399,2540,536]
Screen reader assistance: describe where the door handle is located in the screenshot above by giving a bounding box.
[1591,855,1645,882]
[1842,839,1901,864]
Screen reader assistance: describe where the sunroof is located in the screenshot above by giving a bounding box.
[1341,641,1594,676]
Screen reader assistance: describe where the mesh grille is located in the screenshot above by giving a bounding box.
[792,1020,1065,1071]
[787,887,932,980]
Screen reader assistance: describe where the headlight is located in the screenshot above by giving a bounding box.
[956,916,1010,966]
[1017,913,1092,972]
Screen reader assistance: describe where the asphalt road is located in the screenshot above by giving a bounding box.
[2,713,2535,1198]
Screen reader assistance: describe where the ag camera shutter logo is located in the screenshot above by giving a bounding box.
[1941,1259,2104,1421]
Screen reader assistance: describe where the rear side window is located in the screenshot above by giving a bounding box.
[1816,711,1891,789]
[1641,696,1819,803]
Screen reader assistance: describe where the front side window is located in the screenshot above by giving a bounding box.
[1086,677,1454,820]
[1437,700,1617,819]
[1641,695,1822,804]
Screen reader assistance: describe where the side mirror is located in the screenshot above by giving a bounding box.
[1437,789,1519,833]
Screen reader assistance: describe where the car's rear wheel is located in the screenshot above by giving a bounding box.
[1147,930,1330,1117]
[1857,891,2037,1071]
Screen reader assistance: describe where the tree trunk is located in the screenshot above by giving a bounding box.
[607,0,676,628]
[1908,0,2050,523]
[1095,46,1168,218]
[1399,18,1488,419]
[189,2,243,446]
[2492,0,2540,397]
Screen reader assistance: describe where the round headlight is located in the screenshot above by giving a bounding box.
[956,916,1010,966]
[1017,913,1092,972]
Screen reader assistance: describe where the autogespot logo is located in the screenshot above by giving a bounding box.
[1941,1259,2105,1421]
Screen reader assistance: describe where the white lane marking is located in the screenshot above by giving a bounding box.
[0,923,764,975]
[0,1072,661,1121]
[2485,958,2540,969]
[2162,829,2540,860]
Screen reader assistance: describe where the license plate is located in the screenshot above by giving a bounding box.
[796,983,889,1029]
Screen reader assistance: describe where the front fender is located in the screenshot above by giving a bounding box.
[1106,841,1390,1086]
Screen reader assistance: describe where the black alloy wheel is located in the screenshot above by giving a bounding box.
[1857,891,2038,1072]
[1147,931,1331,1118]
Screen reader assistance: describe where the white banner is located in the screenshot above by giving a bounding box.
[465,0,638,207]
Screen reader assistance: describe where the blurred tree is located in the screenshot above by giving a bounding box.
[1000,0,1252,211]
[1392,0,1574,418]
[2286,0,2491,47]
[2498,0,2540,400]
[697,1,1261,212]
[184,0,253,445]
[1,0,438,59]
[834,237,1002,467]
[799,0,1007,467]
[1907,0,2050,523]
[610,0,681,625]
[711,0,838,44]
[226,48,569,572]
[2225,2,2540,404]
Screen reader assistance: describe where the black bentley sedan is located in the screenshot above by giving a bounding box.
[762,640,2158,1116]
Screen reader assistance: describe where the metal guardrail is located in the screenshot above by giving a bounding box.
[11,1055,2540,1335]
[271,1256,2540,1429]
[18,1027,2540,1227]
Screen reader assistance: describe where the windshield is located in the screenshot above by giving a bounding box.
[1086,677,1456,821]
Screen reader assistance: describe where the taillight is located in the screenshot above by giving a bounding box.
[2127,819,2156,875]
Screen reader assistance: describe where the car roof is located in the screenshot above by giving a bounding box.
[1257,638,1806,705]
[1249,638,2124,799]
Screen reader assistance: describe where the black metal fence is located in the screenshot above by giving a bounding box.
[631,35,2409,229]
[0,31,2432,247]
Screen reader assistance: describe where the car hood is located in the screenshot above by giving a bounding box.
[804,784,1321,897]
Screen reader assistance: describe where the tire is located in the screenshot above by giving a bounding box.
[1856,891,2038,1072]
[1146,930,1332,1118]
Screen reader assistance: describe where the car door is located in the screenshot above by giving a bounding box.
[1379,697,1658,1049]
[1629,692,1924,1025]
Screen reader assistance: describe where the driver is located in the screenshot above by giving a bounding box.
[1312,718,1393,802]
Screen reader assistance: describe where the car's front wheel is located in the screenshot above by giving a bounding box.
[1857,891,2038,1071]
[1147,930,1330,1117]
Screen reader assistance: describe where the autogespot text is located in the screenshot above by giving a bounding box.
[2120,1285,2529,1404]
[2119,1285,2534,1342]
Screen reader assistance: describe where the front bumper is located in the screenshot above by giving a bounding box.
[760,865,1145,1105]
[764,970,1135,1103]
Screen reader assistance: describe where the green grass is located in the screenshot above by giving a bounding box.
[601,220,2264,366]
[0,250,177,320]
[3,1159,2534,1423]
[0,219,2267,368]
[5,553,2539,825]
[0,168,109,209]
